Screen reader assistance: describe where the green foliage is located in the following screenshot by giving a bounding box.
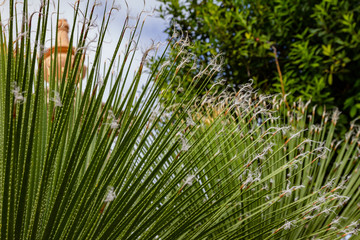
[1,0,360,239]
[155,0,360,121]
[182,89,360,239]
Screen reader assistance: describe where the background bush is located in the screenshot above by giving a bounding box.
[154,0,360,122]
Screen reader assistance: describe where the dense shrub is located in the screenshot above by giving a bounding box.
[155,0,360,122]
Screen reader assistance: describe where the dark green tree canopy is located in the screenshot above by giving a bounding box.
[155,0,360,120]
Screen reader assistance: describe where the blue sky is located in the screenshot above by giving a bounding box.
[1,0,169,93]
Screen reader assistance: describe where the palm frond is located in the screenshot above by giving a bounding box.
[0,1,359,240]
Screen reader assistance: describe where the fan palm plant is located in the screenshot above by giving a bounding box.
[0,0,359,239]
